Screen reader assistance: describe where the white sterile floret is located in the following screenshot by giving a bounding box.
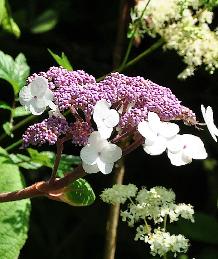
[80,131,122,174]
[138,112,179,155]
[19,76,55,115]
[93,99,120,139]
[167,134,208,166]
[100,184,138,204]
[201,104,218,142]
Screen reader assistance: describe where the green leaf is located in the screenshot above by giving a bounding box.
[48,49,73,70]
[3,121,13,137]
[8,153,42,170]
[55,154,81,177]
[13,106,31,117]
[0,101,12,111]
[0,163,30,259]
[0,0,20,37]
[27,148,54,168]
[172,212,218,244]
[0,51,30,95]
[31,9,58,34]
[62,179,95,206]
[27,148,81,174]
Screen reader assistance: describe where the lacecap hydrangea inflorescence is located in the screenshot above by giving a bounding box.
[19,67,218,174]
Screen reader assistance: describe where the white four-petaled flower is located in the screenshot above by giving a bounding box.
[167,134,207,166]
[138,112,179,155]
[19,76,56,115]
[80,131,122,174]
[201,104,218,142]
[93,100,119,139]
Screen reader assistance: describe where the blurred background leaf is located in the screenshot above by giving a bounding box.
[30,9,58,34]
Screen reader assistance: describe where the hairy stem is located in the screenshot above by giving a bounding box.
[48,136,70,183]
[0,136,143,202]
[5,139,22,152]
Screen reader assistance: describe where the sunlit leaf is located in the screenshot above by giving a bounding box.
[0,162,30,259]
[0,101,12,111]
[31,9,58,34]
[61,179,95,206]
[48,49,73,70]
[0,51,30,94]
[13,106,31,117]
[3,121,13,137]
[0,0,20,37]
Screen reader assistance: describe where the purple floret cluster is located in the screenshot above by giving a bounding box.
[22,117,69,147]
[23,68,196,147]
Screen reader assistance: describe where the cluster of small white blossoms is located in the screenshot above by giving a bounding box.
[19,76,218,174]
[101,185,194,257]
[130,0,218,78]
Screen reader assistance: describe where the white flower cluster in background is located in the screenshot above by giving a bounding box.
[101,185,193,257]
[100,184,138,204]
[138,112,208,166]
[130,0,218,78]
[80,100,122,174]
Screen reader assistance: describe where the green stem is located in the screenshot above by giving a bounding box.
[0,115,36,142]
[97,38,164,81]
[163,254,168,259]
[119,0,152,70]
[118,38,164,72]
[163,214,167,231]
[5,139,22,152]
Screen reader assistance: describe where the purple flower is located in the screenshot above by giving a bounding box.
[22,117,69,147]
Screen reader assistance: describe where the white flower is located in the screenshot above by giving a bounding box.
[80,131,122,174]
[19,76,55,115]
[93,100,119,139]
[201,104,218,142]
[138,112,179,155]
[167,134,207,166]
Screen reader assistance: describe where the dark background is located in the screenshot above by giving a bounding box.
[0,1,218,258]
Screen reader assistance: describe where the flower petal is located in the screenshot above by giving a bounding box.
[143,136,167,155]
[101,143,122,163]
[82,163,99,174]
[182,134,207,159]
[98,126,113,139]
[19,85,33,105]
[97,158,114,174]
[29,103,46,115]
[80,145,98,165]
[167,150,192,166]
[104,109,120,128]
[159,122,180,139]
[88,131,103,145]
[167,135,184,153]
[29,76,49,97]
[147,112,160,132]
[201,104,218,142]
[138,121,157,141]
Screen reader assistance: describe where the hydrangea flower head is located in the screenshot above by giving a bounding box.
[19,76,55,115]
